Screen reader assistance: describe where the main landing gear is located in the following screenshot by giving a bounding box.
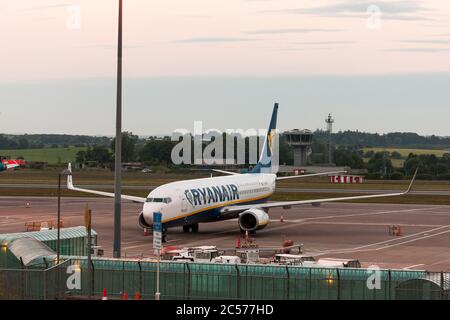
[240,228,256,235]
[183,223,199,233]
[162,227,168,243]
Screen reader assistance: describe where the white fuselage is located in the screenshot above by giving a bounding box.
[141,173,277,228]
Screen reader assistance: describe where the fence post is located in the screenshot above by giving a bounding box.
[20,258,25,299]
[185,262,191,300]
[286,266,290,301]
[308,268,312,300]
[235,264,240,300]
[138,261,142,297]
[122,260,125,297]
[43,269,47,300]
[91,259,95,298]
[336,268,340,300]
[388,270,392,300]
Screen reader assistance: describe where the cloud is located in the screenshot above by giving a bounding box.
[283,0,429,15]
[20,3,71,12]
[266,0,433,21]
[295,41,355,45]
[397,39,450,45]
[245,28,342,34]
[175,37,259,43]
[384,47,450,52]
[282,46,348,52]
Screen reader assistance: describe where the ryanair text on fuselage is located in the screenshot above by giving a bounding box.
[185,184,239,207]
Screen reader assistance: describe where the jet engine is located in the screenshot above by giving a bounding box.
[138,212,151,228]
[238,209,269,232]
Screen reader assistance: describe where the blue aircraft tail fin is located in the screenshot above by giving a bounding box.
[251,103,279,174]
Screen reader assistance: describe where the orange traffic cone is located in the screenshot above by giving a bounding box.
[144,228,150,236]
[123,292,128,300]
[102,288,108,300]
[236,237,241,249]
[135,292,141,300]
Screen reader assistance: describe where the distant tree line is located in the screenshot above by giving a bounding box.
[314,130,450,149]
[0,134,112,150]
[3,130,450,150]
[4,130,450,180]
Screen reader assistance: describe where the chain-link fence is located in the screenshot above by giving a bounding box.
[0,258,448,300]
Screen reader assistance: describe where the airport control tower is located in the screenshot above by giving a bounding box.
[284,129,313,167]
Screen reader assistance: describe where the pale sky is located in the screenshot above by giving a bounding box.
[1,1,450,136]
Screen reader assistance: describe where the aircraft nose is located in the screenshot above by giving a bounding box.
[143,210,153,224]
[143,203,164,225]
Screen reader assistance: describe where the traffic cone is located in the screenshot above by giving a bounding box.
[123,292,128,300]
[144,228,149,236]
[135,292,141,300]
[102,288,108,300]
[236,237,241,249]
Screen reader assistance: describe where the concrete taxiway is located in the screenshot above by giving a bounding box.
[1,196,450,271]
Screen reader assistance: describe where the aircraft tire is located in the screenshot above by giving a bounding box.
[191,223,199,233]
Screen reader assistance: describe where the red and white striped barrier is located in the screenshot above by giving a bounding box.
[330,175,364,184]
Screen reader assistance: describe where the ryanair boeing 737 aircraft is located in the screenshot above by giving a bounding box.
[67,104,417,240]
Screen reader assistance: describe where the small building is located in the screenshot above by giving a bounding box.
[284,129,313,167]
[122,162,144,171]
[1,237,57,269]
[0,226,97,268]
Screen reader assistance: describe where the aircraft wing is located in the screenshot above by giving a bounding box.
[221,169,418,214]
[67,164,146,203]
[212,169,241,176]
[277,170,347,181]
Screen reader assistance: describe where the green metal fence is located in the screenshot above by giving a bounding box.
[1,258,448,300]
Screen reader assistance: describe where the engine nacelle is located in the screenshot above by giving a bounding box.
[138,212,151,228]
[238,209,269,232]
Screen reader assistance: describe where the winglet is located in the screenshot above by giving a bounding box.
[405,167,419,194]
[67,163,74,190]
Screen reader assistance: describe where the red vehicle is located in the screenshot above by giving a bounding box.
[0,159,23,172]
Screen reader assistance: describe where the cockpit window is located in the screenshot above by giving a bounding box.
[146,197,172,204]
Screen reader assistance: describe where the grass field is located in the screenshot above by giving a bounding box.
[2,168,450,190]
[362,147,450,168]
[1,168,450,205]
[0,147,86,164]
[363,147,450,157]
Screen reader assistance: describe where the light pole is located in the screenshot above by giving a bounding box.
[113,0,123,259]
[57,168,72,264]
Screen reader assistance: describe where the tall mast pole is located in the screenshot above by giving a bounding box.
[113,0,123,258]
